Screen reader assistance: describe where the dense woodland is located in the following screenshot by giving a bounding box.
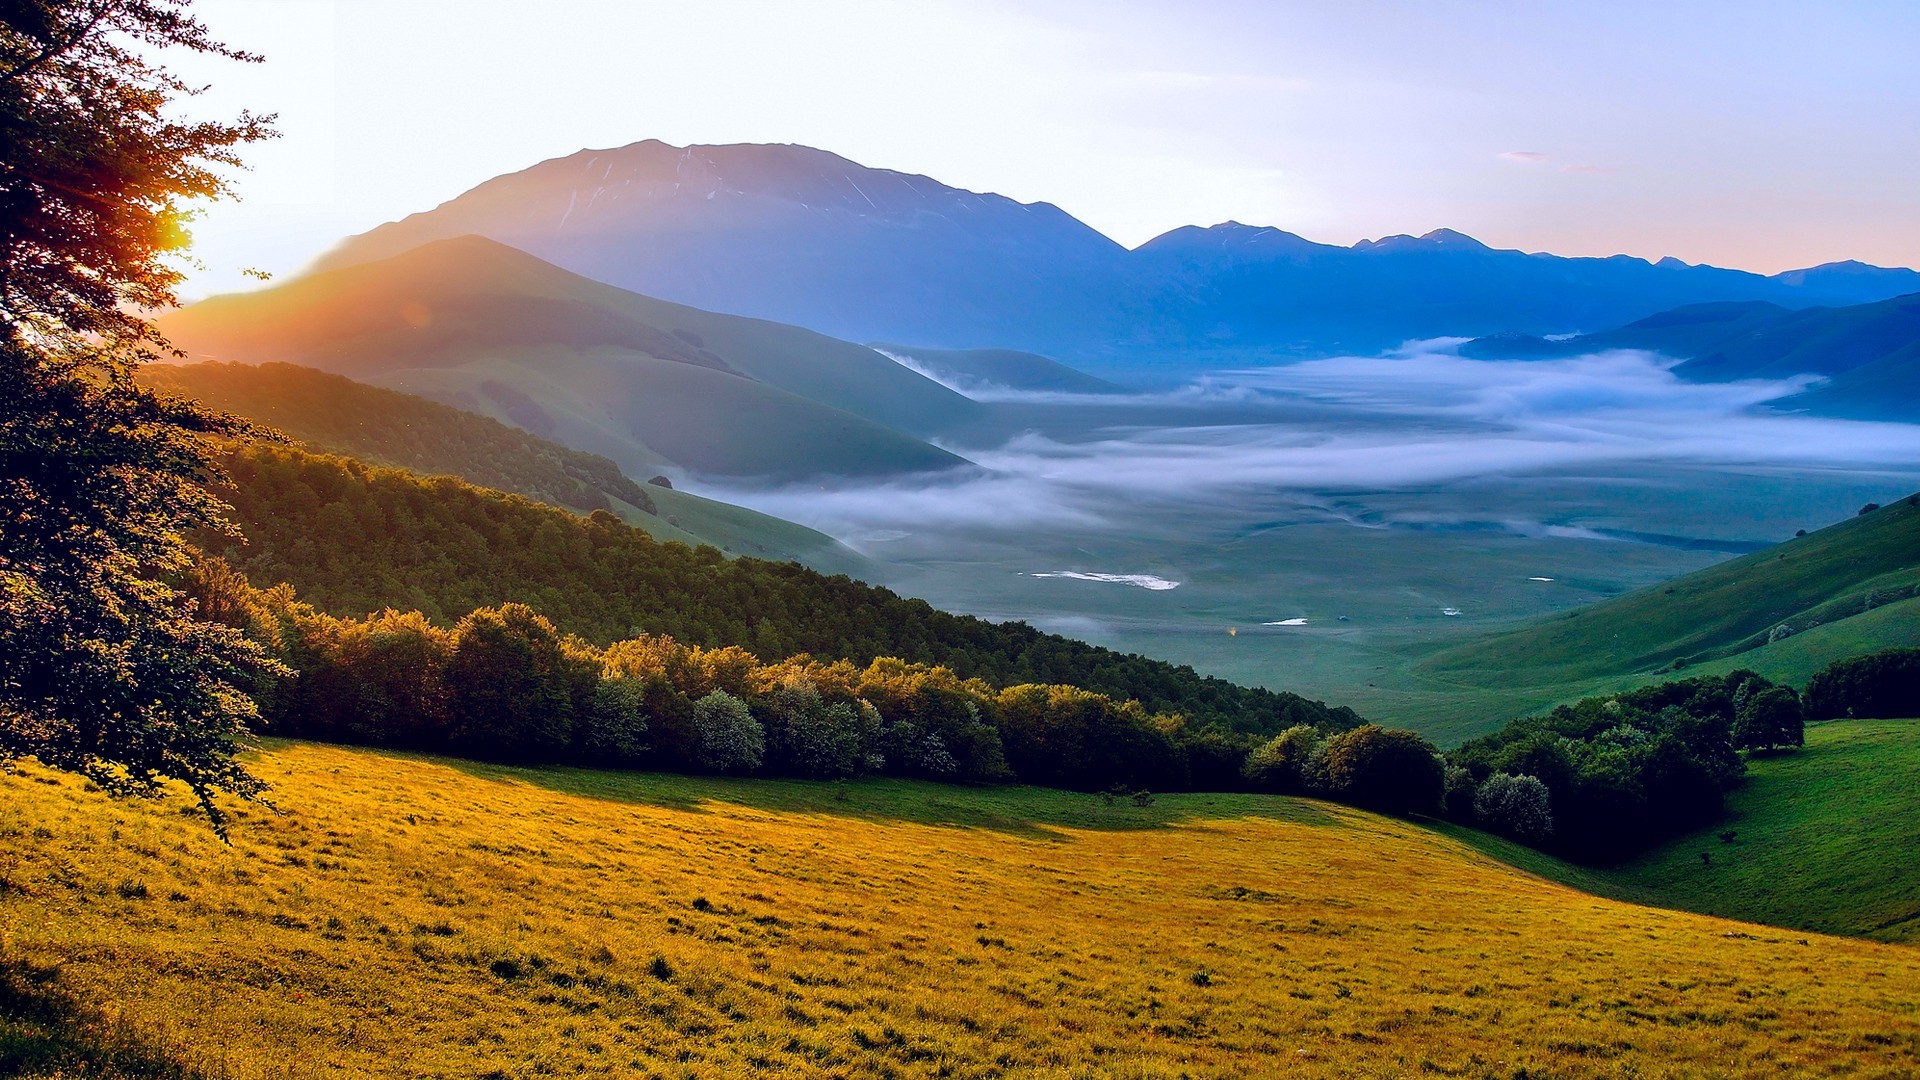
[204,443,1365,738]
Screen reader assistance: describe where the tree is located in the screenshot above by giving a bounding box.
[1473,773,1553,841]
[1734,686,1803,752]
[1319,725,1443,815]
[1,0,278,830]
[1242,725,1322,794]
[691,690,763,774]
[443,604,595,762]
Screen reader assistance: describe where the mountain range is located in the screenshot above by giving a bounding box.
[310,139,1920,368]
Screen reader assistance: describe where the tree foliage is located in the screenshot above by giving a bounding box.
[1803,648,1920,721]
[1,0,277,828]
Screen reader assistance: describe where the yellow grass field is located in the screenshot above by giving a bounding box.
[2,741,1917,1079]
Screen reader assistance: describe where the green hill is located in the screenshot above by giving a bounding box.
[1604,719,1920,943]
[157,236,977,481]
[142,361,853,568]
[204,442,1361,736]
[1422,494,1920,687]
[1468,720,1920,944]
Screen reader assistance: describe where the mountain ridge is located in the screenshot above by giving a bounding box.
[306,139,1920,366]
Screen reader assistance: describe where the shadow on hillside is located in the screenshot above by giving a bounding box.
[423,754,1354,841]
[0,952,206,1079]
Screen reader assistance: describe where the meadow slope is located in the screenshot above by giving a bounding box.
[3,744,1918,1078]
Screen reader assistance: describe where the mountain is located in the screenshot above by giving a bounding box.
[1422,494,1920,686]
[159,236,977,482]
[1462,291,1920,419]
[311,141,1142,360]
[141,361,855,567]
[870,343,1120,395]
[308,140,1920,365]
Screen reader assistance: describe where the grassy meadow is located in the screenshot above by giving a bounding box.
[1599,720,1920,944]
[4,742,1920,1078]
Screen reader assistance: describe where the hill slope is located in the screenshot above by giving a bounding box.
[143,361,853,567]
[1423,495,1920,686]
[872,343,1120,395]
[5,743,1918,1078]
[308,140,1920,363]
[205,443,1356,735]
[1597,720,1920,943]
[159,236,975,481]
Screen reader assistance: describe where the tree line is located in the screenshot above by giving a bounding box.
[202,443,1366,739]
[184,558,1372,794]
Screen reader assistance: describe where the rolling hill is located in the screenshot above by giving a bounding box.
[158,236,977,482]
[1422,494,1920,687]
[1463,291,1920,420]
[306,139,1920,364]
[141,361,856,568]
[5,742,1919,1078]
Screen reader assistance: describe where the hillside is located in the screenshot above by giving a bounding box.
[158,236,976,481]
[141,361,854,568]
[1597,720,1920,943]
[872,343,1121,395]
[5,743,1919,1078]
[204,443,1355,735]
[1463,291,1920,420]
[307,140,1920,364]
[1422,494,1920,686]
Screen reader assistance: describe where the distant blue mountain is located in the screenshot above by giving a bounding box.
[314,140,1920,370]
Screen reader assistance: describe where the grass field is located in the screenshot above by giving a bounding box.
[1596,720,1920,944]
[4,743,1919,1078]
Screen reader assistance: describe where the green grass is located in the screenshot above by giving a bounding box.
[1598,720,1920,943]
[1423,494,1920,687]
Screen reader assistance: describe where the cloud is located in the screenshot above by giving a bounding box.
[1499,150,1549,163]
[710,347,1920,546]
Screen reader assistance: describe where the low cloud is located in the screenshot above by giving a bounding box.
[714,347,1920,545]
[1500,150,1549,163]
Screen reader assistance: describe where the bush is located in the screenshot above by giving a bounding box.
[1320,725,1443,815]
[1473,773,1553,841]
[691,690,764,774]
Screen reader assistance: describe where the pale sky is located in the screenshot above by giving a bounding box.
[172,0,1920,298]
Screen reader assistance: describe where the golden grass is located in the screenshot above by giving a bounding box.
[2,742,1917,1078]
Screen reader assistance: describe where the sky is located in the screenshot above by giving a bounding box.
[170,0,1920,298]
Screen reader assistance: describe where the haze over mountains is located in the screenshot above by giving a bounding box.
[313,139,1920,368]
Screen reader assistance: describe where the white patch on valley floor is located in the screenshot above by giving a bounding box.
[1024,572,1181,591]
[1264,618,1309,626]
[1529,576,1555,581]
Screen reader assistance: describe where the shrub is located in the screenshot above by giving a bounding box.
[1473,774,1553,841]
[691,690,764,774]
[444,604,598,762]
[1320,725,1444,815]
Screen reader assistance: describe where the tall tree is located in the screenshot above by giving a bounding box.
[0,0,276,830]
